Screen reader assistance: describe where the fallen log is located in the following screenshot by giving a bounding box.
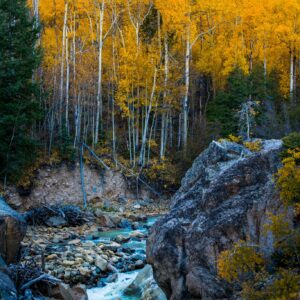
[24,205,91,227]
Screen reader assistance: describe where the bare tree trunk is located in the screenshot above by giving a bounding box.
[74,93,81,147]
[147,108,157,164]
[290,47,295,103]
[95,0,105,145]
[128,113,133,165]
[112,39,117,162]
[160,37,169,159]
[177,113,182,149]
[65,27,70,134]
[183,36,190,155]
[139,67,157,166]
[32,0,40,30]
[59,1,68,134]
[72,10,77,145]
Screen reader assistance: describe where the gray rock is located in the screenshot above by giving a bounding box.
[95,210,116,228]
[0,197,27,264]
[95,256,108,272]
[124,265,166,300]
[106,273,118,283]
[103,242,121,252]
[45,216,67,227]
[133,204,141,210]
[0,271,17,300]
[119,218,131,228]
[147,139,284,299]
[71,284,88,300]
[134,260,145,269]
[114,235,130,243]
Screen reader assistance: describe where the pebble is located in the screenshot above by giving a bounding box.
[63,260,75,267]
[79,267,91,276]
[95,256,108,271]
[85,255,94,263]
[68,239,81,245]
[46,254,58,261]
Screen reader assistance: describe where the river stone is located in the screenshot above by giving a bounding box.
[134,260,145,269]
[79,267,91,276]
[71,284,88,300]
[0,271,17,300]
[0,197,26,264]
[68,239,81,245]
[49,283,73,300]
[63,260,75,267]
[45,216,67,227]
[115,235,130,243]
[106,273,118,283]
[95,256,108,271]
[98,215,116,227]
[130,231,145,238]
[103,242,121,251]
[124,265,166,299]
[147,139,284,299]
[46,254,58,261]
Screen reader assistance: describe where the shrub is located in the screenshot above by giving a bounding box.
[282,132,300,150]
[276,149,300,205]
[144,158,179,191]
[244,140,262,152]
[228,134,242,143]
[217,240,265,283]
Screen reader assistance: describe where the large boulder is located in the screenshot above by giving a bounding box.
[0,197,26,264]
[147,140,284,300]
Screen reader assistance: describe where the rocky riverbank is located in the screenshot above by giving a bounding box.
[21,222,149,287]
[0,191,168,300]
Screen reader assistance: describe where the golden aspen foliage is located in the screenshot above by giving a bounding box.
[217,241,265,283]
[276,149,300,205]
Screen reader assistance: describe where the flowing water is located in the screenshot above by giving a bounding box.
[87,216,159,300]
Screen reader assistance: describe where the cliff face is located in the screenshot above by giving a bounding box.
[147,140,284,300]
[6,164,151,211]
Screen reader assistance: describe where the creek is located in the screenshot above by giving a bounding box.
[87,216,161,300]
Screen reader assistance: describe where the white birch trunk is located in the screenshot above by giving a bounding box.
[139,67,157,166]
[59,2,68,133]
[65,27,70,133]
[95,0,105,145]
[160,37,169,159]
[183,36,190,155]
[290,47,295,102]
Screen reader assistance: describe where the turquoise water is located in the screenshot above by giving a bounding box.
[87,215,160,299]
[88,228,133,241]
[122,239,146,252]
[89,215,160,245]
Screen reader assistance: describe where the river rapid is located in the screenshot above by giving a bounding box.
[87,216,164,300]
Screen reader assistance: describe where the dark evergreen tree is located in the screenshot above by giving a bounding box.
[207,65,281,138]
[0,0,41,184]
[207,68,250,136]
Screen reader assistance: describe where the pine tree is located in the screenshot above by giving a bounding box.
[0,0,41,184]
[207,68,250,137]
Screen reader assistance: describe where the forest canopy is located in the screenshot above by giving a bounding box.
[1,0,300,186]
